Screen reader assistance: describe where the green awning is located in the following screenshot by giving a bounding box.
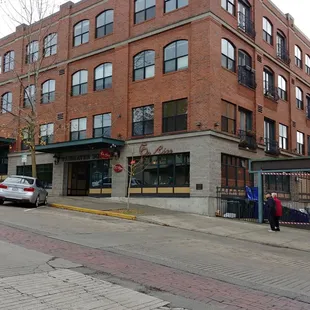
[0,137,15,147]
[36,137,124,153]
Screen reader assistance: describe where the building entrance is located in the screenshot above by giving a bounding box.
[67,162,89,196]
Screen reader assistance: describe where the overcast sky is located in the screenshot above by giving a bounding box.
[0,0,309,39]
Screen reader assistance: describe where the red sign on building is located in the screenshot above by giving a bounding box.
[113,164,123,173]
[99,150,111,160]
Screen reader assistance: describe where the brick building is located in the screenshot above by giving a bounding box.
[0,0,310,214]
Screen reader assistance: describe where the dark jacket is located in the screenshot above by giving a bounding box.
[267,197,276,215]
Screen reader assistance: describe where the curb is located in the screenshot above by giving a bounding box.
[49,203,136,221]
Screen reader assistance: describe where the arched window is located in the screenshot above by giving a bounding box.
[295,45,302,68]
[42,80,56,104]
[26,41,39,64]
[1,92,12,113]
[164,40,188,73]
[94,63,112,91]
[24,85,36,107]
[305,55,310,75]
[221,39,235,72]
[3,51,14,72]
[44,33,57,57]
[296,87,303,110]
[134,0,156,24]
[73,20,89,47]
[72,70,88,96]
[277,76,287,101]
[263,67,274,95]
[133,50,155,81]
[96,10,114,38]
[263,17,273,44]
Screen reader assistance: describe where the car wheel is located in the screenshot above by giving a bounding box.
[0,200,3,205]
[34,196,40,208]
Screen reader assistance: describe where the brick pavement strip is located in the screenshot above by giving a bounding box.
[0,224,309,310]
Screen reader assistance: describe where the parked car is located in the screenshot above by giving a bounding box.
[0,175,48,207]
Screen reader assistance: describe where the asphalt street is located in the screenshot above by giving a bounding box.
[0,203,309,309]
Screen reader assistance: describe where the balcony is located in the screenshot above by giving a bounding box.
[265,138,280,156]
[276,44,290,65]
[264,84,279,102]
[238,12,256,39]
[238,130,257,150]
[238,66,256,89]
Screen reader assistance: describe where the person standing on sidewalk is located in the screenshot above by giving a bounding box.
[272,193,282,232]
[266,193,276,232]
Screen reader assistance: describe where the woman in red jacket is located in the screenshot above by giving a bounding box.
[272,193,283,232]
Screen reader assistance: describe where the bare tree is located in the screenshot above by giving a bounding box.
[0,0,61,177]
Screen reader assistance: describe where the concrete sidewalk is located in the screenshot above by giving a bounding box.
[49,196,310,253]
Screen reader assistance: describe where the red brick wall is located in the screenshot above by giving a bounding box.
[0,0,309,155]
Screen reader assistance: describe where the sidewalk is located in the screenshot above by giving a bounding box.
[49,196,310,253]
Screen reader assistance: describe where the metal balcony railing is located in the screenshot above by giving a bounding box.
[238,65,256,89]
[265,138,280,156]
[276,44,290,65]
[238,12,256,39]
[238,130,257,150]
[264,83,280,102]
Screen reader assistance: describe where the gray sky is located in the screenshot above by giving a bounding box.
[0,0,309,39]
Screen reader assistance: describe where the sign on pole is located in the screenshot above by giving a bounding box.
[21,154,27,164]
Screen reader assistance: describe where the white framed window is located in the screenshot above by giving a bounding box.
[72,70,88,96]
[296,87,303,110]
[305,54,310,75]
[93,113,112,138]
[297,131,304,155]
[277,75,287,101]
[24,85,36,107]
[94,63,112,91]
[40,123,54,145]
[70,117,87,140]
[221,0,235,15]
[1,92,12,113]
[4,51,14,72]
[295,45,302,68]
[221,39,235,72]
[263,17,273,44]
[279,124,288,150]
[44,33,57,57]
[26,41,39,64]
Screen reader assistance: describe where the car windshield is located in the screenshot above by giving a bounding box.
[4,177,34,185]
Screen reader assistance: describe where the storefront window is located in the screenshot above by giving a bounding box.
[89,160,111,188]
[221,154,253,188]
[16,164,53,188]
[129,153,190,190]
[265,175,290,193]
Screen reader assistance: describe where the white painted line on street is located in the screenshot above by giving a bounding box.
[24,209,33,212]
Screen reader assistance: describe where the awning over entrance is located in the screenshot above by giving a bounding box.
[250,157,310,172]
[35,137,125,153]
[0,137,15,147]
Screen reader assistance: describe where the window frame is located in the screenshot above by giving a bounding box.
[263,17,273,45]
[70,117,87,141]
[133,50,155,81]
[41,80,56,104]
[94,63,113,91]
[134,0,156,24]
[277,75,287,101]
[164,40,188,74]
[40,123,54,145]
[279,124,288,150]
[296,86,304,110]
[221,100,236,134]
[71,70,88,96]
[221,39,236,72]
[93,113,112,138]
[162,98,188,133]
[221,0,235,15]
[3,50,14,72]
[132,105,154,136]
[164,0,189,13]
[24,84,36,108]
[73,20,90,47]
[297,131,304,155]
[305,54,310,75]
[26,41,39,64]
[96,10,114,38]
[1,92,12,113]
[295,45,302,68]
[43,33,57,57]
